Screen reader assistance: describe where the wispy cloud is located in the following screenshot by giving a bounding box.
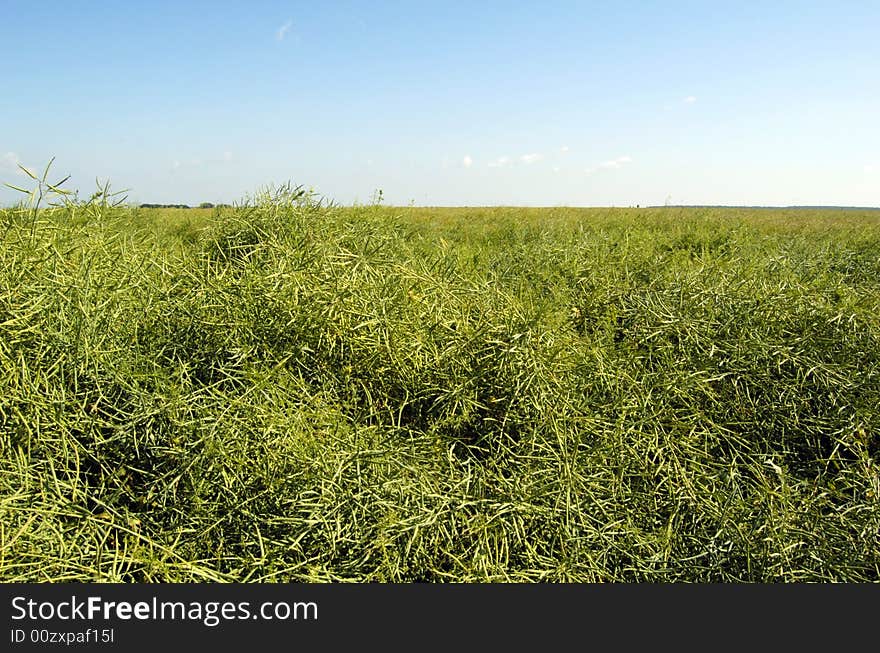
[171,152,232,171]
[520,153,543,164]
[462,155,473,168]
[585,155,632,175]
[683,95,697,104]
[276,20,293,41]
[865,164,877,174]
[488,153,546,168]
[171,158,203,171]
[559,145,570,153]
[1,152,26,176]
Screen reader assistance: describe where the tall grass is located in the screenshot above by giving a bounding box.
[1,183,878,581]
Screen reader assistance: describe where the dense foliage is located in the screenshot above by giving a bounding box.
[1,190,878,581]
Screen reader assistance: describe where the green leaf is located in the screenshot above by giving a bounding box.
[17,164,37,180]
[3,182,31,194]
[41,156,56,183]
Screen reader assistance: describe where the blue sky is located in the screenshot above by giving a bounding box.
[2,1,878,206]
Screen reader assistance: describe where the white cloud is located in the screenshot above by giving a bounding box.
[172,152,233,171]
[487,152,546,168]
[1,151,26,176]
[276,20,293,41]
[462,155,473,168]
[865,164,876,174]
[585,155,633,175]
[559,145,570,153]
[552,166,561,173]
[683,95,697,104]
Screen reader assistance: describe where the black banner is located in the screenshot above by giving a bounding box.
[1,583,875,650]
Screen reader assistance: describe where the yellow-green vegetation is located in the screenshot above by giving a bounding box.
[1,183,879,581]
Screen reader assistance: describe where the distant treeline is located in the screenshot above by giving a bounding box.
[650,204,880,210]
[138,202,232,209]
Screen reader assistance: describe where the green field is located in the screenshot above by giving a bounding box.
[1,187,879,581]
